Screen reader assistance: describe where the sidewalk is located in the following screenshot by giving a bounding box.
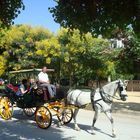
[86,92,140,115]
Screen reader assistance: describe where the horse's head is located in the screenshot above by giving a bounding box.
[117,80,128,101]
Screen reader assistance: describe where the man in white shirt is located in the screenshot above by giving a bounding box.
[38,66,56,99]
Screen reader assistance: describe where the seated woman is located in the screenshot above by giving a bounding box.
[16,79,29,96]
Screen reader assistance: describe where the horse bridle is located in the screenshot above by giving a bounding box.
[118,81,128,100]
[99,81,126,103]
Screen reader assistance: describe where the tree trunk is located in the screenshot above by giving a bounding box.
[108,75,111,82]
[69,73,73,88]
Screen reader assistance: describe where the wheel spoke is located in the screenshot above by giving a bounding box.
[57,108,73,124]
[0,98,13,120]
[23,108,36,117]
[35,106,52,129]
[65,114,71,118]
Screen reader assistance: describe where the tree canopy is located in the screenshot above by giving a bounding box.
[0,0,24,27]
[0,25,118,84]
[49,0,140,36]
[1,24,135,84]
[1,0,140,37]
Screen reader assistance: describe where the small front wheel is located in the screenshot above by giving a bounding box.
[57,108,73,124]
[35,106,52,129]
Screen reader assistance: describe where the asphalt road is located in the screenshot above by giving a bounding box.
[0,108,140,140]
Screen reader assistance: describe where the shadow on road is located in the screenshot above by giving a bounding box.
[0,111,75,140]
[65,122,112,137]
[112,102,140,112]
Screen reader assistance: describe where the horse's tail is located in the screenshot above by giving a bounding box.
[55,86,73,102]
[63,88,73,105]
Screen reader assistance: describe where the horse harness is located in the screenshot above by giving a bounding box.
[90,83,122,111]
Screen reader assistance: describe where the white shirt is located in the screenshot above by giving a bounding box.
[38,72,49,83]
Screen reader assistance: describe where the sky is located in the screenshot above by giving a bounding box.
[14,0,60,33]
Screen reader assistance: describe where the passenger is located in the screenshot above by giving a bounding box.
[16,79,30,114]
[16,79,29,96]
[38,66,56,100]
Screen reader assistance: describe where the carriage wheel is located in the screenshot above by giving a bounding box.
[0,97,13,120]
[57,108,73,124]
[23,108,36,117]
[35,106,52,129]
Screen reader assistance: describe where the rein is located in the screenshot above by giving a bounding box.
[99,85,122,104]
[101,90,121,101]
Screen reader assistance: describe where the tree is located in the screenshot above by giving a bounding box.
[36,37,61,64]
[56,28,112,86]
[1,0,140,37]
[0,0,24,27]
[78,33,113,81]
[49,0,140,36]
[0,24,136,83]
[0,25,53,72]
[57,28,86,86]
[118,29,140,77]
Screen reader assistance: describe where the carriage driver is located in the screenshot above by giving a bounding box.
[38,66,56,99]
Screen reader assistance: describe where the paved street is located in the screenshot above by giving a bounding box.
[0,109,140,140]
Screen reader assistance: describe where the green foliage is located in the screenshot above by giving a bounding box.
[0,25,53,72]
[118,29,140,75]
[36,37,61,64]
[56,28,85,85]
[0,0,24,27]
[50,0,140,36]
[0,24,138,83]
[0,55,6,76]
[56,28,112,84]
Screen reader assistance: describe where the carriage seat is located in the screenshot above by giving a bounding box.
[36,86,51,101]
[6,84,19,93]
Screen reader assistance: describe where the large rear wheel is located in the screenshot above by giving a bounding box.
[35,106,52,129]
[57,108,73,124]
[0,97,13,120]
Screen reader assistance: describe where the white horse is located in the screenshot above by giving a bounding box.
[66,80,128,137]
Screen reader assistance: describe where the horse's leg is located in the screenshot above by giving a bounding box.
[57,109,65,127]
[105,111,116,137]
[91,107,100,135]
[73,108,80,131]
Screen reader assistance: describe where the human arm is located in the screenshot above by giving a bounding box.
[19,85,28,94]
[20,88,28,94]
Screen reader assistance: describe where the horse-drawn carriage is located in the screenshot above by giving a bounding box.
[0,69,73,129]
[0,69,128,137]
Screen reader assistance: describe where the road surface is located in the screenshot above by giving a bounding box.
[0,108,140,140]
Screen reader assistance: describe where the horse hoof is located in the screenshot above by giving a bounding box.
[60,121,64,125]
[75,127,81,131]
[112,134,116,138]
[57,122,62,127]
[90,131,96,135]
[87,129,96,135]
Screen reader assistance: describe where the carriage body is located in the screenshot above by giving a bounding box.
[4,83,45,108]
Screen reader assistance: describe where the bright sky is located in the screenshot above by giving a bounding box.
[14,0,60,33]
